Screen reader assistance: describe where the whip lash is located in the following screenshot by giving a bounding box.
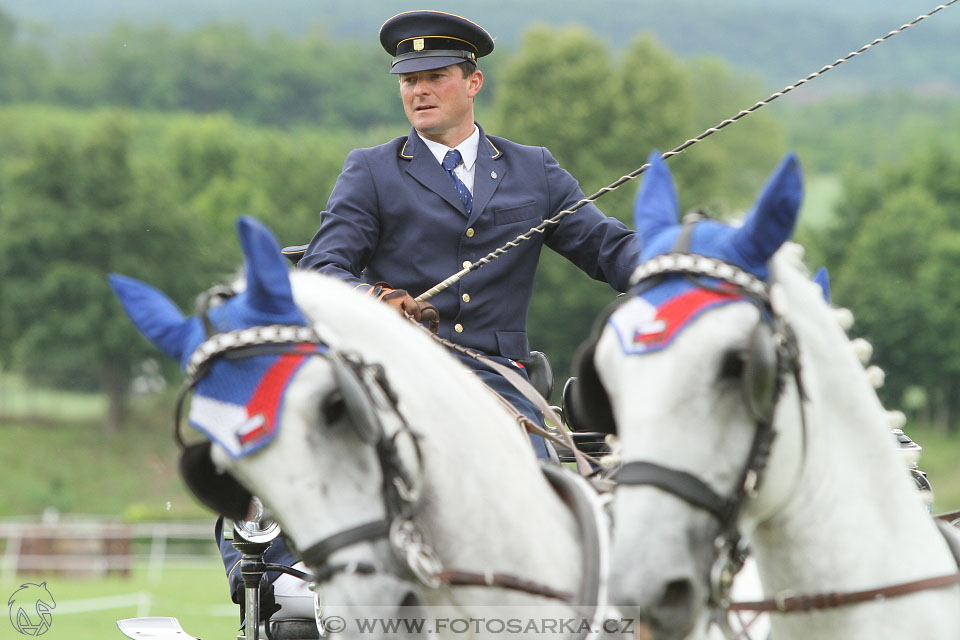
[416,0,958,302]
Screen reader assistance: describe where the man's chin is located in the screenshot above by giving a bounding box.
[412,114,440,131]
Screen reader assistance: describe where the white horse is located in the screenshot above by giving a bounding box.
[586,152,960,639]
[111,217,617,639]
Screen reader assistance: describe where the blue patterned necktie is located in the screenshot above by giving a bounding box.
[442,149,473,215]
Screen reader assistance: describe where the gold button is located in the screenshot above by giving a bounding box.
[454,323,464,333]
[465,228,475,238]
[462,293,471,303]
[462,260,472,269]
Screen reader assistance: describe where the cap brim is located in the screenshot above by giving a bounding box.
[390,56,471,74]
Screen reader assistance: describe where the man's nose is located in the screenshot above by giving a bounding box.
[413,77,430,94]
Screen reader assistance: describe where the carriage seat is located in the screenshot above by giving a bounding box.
[518,350,553,401]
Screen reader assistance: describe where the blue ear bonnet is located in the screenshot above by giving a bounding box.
[632,151,803,285]
[638,220,774,279]
[110,216,322,458]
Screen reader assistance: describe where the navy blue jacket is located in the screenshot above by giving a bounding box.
[300,124,639,361]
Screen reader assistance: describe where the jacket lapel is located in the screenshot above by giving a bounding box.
[401,129,468,218]
[468,126,505,228]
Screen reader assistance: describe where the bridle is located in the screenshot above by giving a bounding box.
[612,242,807,624]
[173,285,609,634]
[612,246,960,636]
[176,288,438,589]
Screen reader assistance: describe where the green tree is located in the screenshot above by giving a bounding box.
[492,25,787,382]
[494,25,617,186]
[0,114,230,430]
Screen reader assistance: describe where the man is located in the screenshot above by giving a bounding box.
[218,11,641,622]
[298,10,640,458]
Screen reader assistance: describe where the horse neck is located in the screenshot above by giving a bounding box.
[747,260,954,606]
[289,272,586,598]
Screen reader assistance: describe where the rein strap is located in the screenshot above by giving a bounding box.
[730,571,960,613]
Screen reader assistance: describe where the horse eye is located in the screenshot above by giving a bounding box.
[320,390,347,426]
[719,350,745,379]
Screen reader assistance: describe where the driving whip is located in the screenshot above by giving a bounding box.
[416,0,957,302]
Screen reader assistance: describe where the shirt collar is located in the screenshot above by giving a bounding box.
[417,125,480,171]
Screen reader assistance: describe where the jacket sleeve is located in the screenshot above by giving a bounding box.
[298,149,380,290]
[540,148,640,292]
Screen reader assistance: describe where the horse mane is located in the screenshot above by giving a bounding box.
[769,245,897,440]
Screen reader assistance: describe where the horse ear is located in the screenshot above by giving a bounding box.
[813,266,831,303]
[109,273,193,361]
[633,151,679,245]
[731,152,803,267]
[236,216,298,316]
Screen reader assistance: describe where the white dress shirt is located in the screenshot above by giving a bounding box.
[417,125,480,194]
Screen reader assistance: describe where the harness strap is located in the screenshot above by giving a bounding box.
[617,461,736,524]
[299,519,392,569]
[729,572,960,613]
[435,570,574,601]
[541,463,609,630]
[731,518,960,615]
[412,320,593,474]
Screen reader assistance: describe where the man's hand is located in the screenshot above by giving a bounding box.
[369,283,439,324]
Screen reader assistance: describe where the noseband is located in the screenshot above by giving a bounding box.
[613,248,806,608]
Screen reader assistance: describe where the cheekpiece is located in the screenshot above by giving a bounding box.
[379,10,494,74]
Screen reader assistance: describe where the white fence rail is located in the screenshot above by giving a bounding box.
[0,516,219,582]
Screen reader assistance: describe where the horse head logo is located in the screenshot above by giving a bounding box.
[7,582,56,636]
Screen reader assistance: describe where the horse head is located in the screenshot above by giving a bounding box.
[598,151,960,639]
[112,217,593,630]
[111,217,428,615]
[593,151,805,637]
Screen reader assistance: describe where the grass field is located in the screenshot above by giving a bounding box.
[1,559,238,640]
[1,375,959,640]
[907,423,960,514]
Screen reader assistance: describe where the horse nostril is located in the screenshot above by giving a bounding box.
[658,578,695,612]
[320,390,347,425]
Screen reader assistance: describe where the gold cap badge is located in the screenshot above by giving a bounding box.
[413,38,425,51]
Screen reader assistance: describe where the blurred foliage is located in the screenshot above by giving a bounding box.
[494,27,788,380]
[0,108,357,428]
[0,5,959,434]
[814,144,960,426]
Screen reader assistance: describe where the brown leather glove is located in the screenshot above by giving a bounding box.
[368,283,439,325]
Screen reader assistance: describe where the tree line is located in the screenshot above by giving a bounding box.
[1,9,959,429]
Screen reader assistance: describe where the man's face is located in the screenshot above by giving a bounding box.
[399,65,483,145]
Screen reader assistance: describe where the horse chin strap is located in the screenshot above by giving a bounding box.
[614,249,809,625]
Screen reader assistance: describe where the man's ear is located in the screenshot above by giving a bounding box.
[467,69,484,98]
